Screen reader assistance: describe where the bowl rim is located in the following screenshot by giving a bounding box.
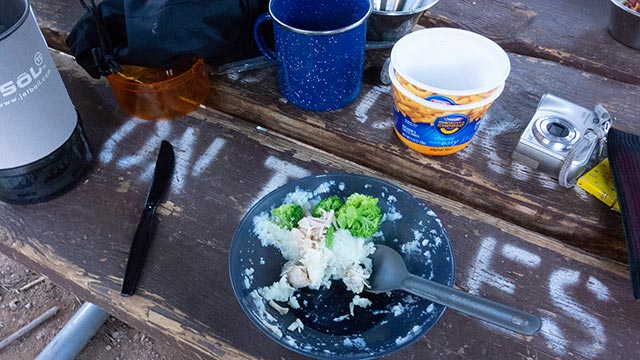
[390,27,511,95]
[371,0,440,16]
[228,172,456,360]
[389,63,505,110]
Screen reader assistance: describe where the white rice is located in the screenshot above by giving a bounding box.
[254,187,376,311]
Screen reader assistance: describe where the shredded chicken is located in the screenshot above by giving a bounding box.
[268,300,289,315]
[282,261,311,288]
[281,210,338,289]
[290,210,336,252]
[252,189,380,336]
[287,318,305,333]
[343,267,371,294]
[258,209,373,294]
[255,199,375,315]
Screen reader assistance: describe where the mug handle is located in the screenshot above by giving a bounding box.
[254,13,277,63]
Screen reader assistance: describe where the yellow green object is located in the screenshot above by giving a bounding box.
[577,158,620,211]
[336,193,382,238]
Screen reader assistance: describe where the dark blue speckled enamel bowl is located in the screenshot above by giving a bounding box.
[229,173,455,359]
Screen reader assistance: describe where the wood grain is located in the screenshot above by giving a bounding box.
[8,1,640,359]
[29,0,639,262]
[420,0,640,85]
[31,0,640,86]
[205,50,639,264]
[0,50,638,360]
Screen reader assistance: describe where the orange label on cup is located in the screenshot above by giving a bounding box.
[396,72,497,105]
[391,81,496,156]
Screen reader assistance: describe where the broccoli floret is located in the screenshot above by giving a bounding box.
[335,193,381,238]
[312,195,344,217]
[271,204,304,230]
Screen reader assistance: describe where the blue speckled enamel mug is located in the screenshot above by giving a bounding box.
[254,0,372,111]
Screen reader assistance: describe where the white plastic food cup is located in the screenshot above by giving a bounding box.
[390,27,510,104]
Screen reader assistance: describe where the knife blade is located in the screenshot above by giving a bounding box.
[121,140,175,297]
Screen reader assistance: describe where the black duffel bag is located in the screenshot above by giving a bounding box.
[66,0,267,78]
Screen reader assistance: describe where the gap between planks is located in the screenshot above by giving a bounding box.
[48,48,629,279]
[189,104,628,279]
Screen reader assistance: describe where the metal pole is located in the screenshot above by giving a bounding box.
[36,302,110,360]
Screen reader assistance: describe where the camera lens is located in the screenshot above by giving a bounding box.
[532,116,579,152]
[546,122,570,138]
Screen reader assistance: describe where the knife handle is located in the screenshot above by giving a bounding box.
[121,207,156,297]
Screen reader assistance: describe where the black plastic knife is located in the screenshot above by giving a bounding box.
[121,140,175,297]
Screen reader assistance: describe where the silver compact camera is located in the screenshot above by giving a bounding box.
[512,94,612,188]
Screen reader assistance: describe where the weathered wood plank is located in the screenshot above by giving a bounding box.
[32,0,640,87]
[1,50,639,360]
[29,0,638,263]
[205,50,639,264]
[32,0,640,85]
[420,0,640,85]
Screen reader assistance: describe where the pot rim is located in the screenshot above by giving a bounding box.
[371,0,440,17]
[0,0,29,41]
[610,0,640,17]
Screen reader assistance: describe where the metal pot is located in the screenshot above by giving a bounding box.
[608,0,640,49]
[367,0,440,42]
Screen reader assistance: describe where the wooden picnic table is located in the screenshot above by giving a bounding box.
[1,0,639,359]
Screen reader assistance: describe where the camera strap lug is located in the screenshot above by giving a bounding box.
[593,104,612,160]
[558,104,613,188]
